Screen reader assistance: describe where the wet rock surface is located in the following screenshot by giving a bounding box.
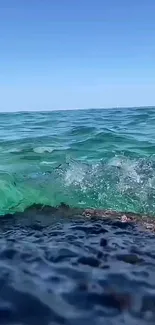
[0,206,155,325]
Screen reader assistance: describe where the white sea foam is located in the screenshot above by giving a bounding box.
[8,148,22,153]
[33,147,54,154]
[40,161,55,165]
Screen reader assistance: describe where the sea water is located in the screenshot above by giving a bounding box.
[0,107,155,324]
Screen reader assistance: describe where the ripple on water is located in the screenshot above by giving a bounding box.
[0,211,155,324]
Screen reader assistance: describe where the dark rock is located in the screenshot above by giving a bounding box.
[100,238,108,247]
[116,253,144,264]
[78,256,99,267]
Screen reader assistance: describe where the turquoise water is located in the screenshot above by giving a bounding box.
[0,107,155,216]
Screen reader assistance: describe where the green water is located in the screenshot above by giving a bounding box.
[0,107,155,216]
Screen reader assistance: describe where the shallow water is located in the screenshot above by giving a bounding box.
[1,206,155,325]
[0,107,155,324]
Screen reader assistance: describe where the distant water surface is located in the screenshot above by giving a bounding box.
[0,107,155,216]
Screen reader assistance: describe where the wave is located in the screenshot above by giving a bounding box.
[0,156,155,217]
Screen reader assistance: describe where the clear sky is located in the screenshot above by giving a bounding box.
[0,0,155,111]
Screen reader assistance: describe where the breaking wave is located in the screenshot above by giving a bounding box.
[1,155,155,216]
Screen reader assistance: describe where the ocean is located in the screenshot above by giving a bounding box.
[0,107,155,324]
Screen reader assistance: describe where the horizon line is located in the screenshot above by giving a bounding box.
[0,105,155,113]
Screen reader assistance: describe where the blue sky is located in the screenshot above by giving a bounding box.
[0,0,155,111]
